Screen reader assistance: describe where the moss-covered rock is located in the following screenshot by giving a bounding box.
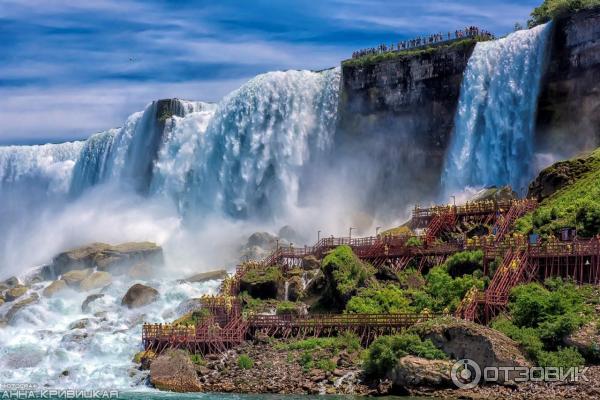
[239,266,283,299]
[390,355,453,388]
[321,245,375,308]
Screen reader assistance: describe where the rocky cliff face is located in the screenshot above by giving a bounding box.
[536,8,600,157]
[336,41,476,211]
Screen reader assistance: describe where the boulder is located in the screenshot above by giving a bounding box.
[61,269,92,287]
[42,242,164,279]
[150,349,202,392]
[564,322,600,361]
[6,293,40,324]
[82,294,105,312]
[179,270,228,283]
[4,285,28,302]
[239,267,283,299]
[287,276,304,302]
[528,155,594,202]
[79,271,112,291]
[43,280,68,297]
[390,356,453,388]
[3,276,19,288]
[121,284,159,309]
[301,255,320,271]
[375,264,400,281]
[410,318,530,383]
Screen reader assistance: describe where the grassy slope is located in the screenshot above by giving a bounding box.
[516,148,600,235]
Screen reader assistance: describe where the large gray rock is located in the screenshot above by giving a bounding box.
[121,284,159,309]
[61,269,92,288]
[410,318,530,383]
[4,285,28,302]
[390,356,453,388]
[42,242,164,279]
[150,349,202,392]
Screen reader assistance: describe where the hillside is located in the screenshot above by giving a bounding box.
[516,148,600,237]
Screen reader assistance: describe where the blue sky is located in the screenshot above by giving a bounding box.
[0,0,540,143]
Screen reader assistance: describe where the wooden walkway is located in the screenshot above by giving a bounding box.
[142,312,446,355]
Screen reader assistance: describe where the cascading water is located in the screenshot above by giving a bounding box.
[181,68,340,219]
[442,23,552,196]
[69,100,214,197]
[0,141,84,196]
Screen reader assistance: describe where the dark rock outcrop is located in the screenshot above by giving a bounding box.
[239,267,283,299]
[150,349,202,392]
[121,283,159,309]
[5,293,40,324]
[536,7,600,156]
[42,242,164,279]
[337,41,476,211]
[528,152,595,201]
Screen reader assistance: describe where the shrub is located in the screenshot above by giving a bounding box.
[529,0,600,27]
[316,359,337,372]
[345,284,414,314]
[321,245,375,306]
[537,347,585,368]
[276,301,298,315]
[575,200,600,237]
[189,354,206,366]
[364,333,447,377]
[422,266,485,312]
[299,351,313,369]
[237,354,254,370]
[406,237,423,247]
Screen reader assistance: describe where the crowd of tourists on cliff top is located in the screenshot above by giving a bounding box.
[351,26,494,59]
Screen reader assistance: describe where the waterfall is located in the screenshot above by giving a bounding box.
[442,23,552,196]
[179,68,340,219]
[69,99,213,196]
[0,141,84,196]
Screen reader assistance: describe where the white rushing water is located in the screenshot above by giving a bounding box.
[442,23,552,196]
[0,277,221,388]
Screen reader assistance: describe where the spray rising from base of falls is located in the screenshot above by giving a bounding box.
[442,23,553,196]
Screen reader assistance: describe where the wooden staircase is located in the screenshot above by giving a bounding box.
[492,200,537,243]
[425,209,457,243]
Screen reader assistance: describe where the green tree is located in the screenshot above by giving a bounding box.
[529,0,600,27]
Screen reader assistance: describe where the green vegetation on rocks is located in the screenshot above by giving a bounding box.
[517,148,600,237]
[321,245,375,307]
[237,354,254,369]
[345,284,414,314]
[364,333,447,378]
[491,278,591,367]
[342,38,478,68]
[529,0,600,27]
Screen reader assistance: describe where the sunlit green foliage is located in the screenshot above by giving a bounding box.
[345,284,414,314]
[529,0,600,27]
[364,333,447,377]
[321,245,375,306]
